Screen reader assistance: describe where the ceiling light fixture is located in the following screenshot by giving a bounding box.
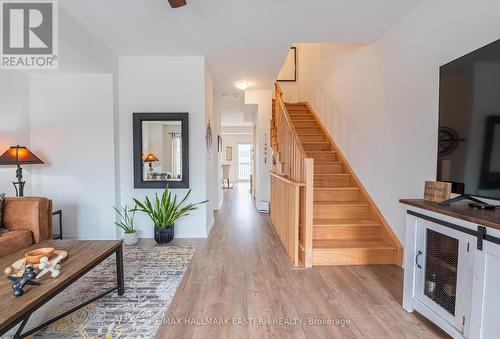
[235,81,250,91]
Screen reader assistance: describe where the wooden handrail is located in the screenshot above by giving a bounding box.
[270,82,314,267]
[270,172,305,187]
[275,94,308,158]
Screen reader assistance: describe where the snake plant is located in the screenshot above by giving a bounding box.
[113,205,136,234]
[132,187,208,229]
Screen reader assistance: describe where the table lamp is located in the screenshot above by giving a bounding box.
[0,145,44,197]
[143,153,159,172]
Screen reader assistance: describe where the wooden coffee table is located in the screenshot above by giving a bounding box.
[0,240,124,338]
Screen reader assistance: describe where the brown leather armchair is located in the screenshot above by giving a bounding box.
[0,197,52,257]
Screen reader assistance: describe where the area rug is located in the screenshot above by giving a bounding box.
[7,245,195,338]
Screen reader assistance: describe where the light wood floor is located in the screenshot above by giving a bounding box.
[155,183,448,338]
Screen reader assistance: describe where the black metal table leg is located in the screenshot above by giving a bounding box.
[116,244,125,296]
[13,314,31,339]
[52,210,63,240]
[18,287,117,338]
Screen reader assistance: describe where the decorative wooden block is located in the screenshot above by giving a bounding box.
[424,181,452,203]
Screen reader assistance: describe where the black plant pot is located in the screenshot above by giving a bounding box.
[154,226,174,244]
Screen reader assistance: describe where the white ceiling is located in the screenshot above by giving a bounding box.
[60,0,422,92]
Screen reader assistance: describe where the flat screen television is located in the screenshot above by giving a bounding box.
[438,39,500,201]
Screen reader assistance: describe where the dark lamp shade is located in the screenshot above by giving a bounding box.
[143,153,159,162]
[0,146,44,165]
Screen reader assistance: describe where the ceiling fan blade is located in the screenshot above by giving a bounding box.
[168,0,187,8]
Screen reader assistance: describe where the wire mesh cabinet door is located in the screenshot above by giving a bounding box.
[414,219,474,334]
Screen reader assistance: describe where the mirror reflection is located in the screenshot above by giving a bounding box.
[142,121,183,182]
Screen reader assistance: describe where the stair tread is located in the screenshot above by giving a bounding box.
[313,239,393,250]
[307,151,336,153]
[314,201,369,206]
[315,173,350,176]
[314,218,380,226]
[315,187,358,190]
[314,188,359,196]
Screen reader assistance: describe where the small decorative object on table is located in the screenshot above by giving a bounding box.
[7,267,40,297]
[36,255,63,278]
[4,250,67,281]
[25,247,55,264]
[423,181,452,203]
[114,205,139,245]
[4,257,28,277]
[133,186,208,244]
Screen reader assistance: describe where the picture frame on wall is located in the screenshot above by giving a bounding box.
[226,146,232,161]
[277,47,297,82]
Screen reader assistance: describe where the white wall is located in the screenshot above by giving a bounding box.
[29,74,116,240]
[0,12,219,241]
[245,90,273,206]
[58,11,118,73]
[288,0,500,242]
[0,72,30,196]
[214,92,224,209]
[221,126,253,183]
[0,9,119,239]
[205,63,221,235]
[118,57,209,238]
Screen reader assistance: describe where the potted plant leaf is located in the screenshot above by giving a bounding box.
[114,205,139,245]
[133,187,207,244]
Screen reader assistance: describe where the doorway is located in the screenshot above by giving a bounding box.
[237,144,252,181]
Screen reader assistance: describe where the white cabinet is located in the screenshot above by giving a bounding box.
[403,207,500,339]
[469,227,500,339]
[414,219,474,333]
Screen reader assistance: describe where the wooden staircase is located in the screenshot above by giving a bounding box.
[271,98,402,266]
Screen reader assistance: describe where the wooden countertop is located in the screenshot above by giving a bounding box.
[400,199,500,231]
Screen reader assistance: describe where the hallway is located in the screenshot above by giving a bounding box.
[157,183,447,338]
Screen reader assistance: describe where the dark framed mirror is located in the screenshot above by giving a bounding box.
[133,113,189,189]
